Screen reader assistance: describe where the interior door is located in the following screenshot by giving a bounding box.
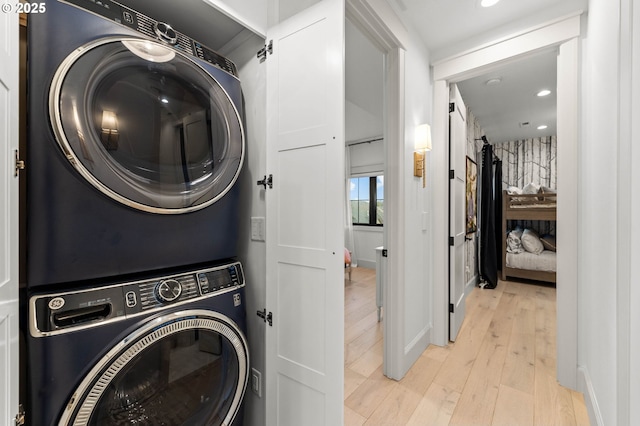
[0,11,20,426]
[265,0,345,425]
[449,84,467,341]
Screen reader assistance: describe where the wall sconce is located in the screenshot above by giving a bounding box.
[414,123,432,188]
[101,110,119,150]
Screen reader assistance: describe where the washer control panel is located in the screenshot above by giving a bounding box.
[123,262,244,313]
[30,261,244,336]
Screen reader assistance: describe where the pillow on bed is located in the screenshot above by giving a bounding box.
[506,228,524,253]
[540,234,557,252]
[522,182,541,194]
[521,228,544,255]
[506,186,523,195]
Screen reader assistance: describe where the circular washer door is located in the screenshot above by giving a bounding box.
[50,38,244,214]
[59,310,249,426]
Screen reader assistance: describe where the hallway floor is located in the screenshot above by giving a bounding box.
[344,267,590,425]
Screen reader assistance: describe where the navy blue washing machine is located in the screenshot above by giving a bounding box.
[26,260,249,425]
[26,0,245,288]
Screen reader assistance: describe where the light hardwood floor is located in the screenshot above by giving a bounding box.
[344,267,590,425]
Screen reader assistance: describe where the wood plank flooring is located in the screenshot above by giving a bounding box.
[344,267,590,425]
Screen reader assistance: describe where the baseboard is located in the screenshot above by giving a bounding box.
[402,323,432,376]
[357,259,376,269]
[467,274,478,291]
[577,366,604,426]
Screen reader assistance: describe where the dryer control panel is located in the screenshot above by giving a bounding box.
[61,0,239,76]
[30,261,245,336]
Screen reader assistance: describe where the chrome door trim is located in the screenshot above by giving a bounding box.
[49,36,245,214]
[58,309,249,426]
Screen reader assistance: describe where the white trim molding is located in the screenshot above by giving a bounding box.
[578,366,605,426]
[431,14,582,391]
[347,0,410,381]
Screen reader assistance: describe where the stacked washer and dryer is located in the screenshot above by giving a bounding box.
[23,1,249,424]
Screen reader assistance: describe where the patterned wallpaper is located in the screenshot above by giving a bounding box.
[464,110,558,283]
[492,137,558,190]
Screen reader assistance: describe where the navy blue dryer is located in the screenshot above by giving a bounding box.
[27,261,249,426]
[26,0,245,288]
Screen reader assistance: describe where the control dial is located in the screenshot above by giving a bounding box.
[154,22,178,45]
[155,279,182,303]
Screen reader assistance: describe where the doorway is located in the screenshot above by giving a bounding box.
[432,14,581,389]
[344,15,386,396]
[449,48,558,342]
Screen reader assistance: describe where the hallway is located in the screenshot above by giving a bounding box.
[344,267,590,425]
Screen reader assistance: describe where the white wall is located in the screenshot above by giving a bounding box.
[346,101,383,141]
[578,0,639,424]
[353,226,383,268]
[629,3,640,424]
[201,0,267,37]
[578,1,619,423]
[401,26,433,361]
[221,30,267,426]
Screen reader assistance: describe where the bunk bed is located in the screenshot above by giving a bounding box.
[501,190,557,283]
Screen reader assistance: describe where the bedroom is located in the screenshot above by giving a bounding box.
[455,49,559,291]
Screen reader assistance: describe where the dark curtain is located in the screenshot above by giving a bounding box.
[494,160,503,271]
[480,144,498,289]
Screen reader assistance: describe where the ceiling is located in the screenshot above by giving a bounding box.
[384,0,586,144]
[394,0,586,60]
[119,0,587,145]
[456,49,558,143]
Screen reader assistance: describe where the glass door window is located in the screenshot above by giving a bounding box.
[61,311,248,426]
[50,38,244,213]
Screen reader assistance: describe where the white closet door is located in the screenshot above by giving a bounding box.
[449,84,467,341]
[265,0,345,424]
[0,12,20,426]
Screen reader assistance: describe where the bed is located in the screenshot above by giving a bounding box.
[501,189,557,283]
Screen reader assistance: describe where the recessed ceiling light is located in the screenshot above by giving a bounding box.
[485,77,502,86]
[161,98,169,104]
[537,89,552,97]
[481,0,500,7]
[537,125,548,130]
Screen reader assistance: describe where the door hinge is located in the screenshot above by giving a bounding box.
[15,150,25,176]
[449,303,454,313]
[257,40,273,62]
[449,169,455,179]
[382,249,388,258]
[257,309,273,326]
[449,102,455,113]
[449,236,454,246]
[15,404,25,426]
[256,174,273,189]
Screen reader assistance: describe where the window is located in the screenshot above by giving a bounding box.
[350,175,384,225]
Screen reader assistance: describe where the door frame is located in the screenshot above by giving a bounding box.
[346,0,410,379]
[431,13,582,389]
